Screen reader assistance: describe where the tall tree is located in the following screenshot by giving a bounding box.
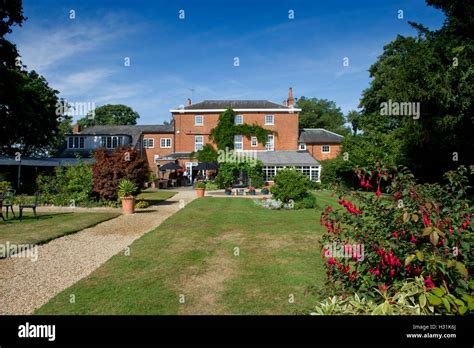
[0,1,66,156]
[358,0,473,182]
[296,97,348,135]
[78,104,140,128]
[346,110,361,135]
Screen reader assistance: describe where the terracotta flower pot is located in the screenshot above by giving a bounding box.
[196,188,205,198]
[121,196,136,214]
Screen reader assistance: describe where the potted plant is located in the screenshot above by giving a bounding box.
[118,179,138,214]
[247,186,256,196]
[225,187,232,196]
[196,181,206,198]
[261,186,270,195]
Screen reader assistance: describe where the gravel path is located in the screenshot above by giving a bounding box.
[0,189,196,315]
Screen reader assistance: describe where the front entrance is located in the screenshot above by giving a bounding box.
[185,162,198,185]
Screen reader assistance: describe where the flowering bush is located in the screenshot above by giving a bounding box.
[319,163,473,314]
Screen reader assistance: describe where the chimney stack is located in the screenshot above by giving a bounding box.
[73,123,81,134]
[187,98,192,106]
[287,87,294,108]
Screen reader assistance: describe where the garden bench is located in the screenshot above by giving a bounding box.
[19,192,40,221]
[2,189,16,219]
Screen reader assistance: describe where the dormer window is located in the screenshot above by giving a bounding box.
[101,136,123,149]
[68,136,85,149]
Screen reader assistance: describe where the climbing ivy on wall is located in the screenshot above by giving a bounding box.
[209,108,274,150]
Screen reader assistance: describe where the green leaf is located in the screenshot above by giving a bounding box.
[427,294,442,306]
[446,260,457,268]
[419,294,427,308]
[429,231,439,246]
[411,213,419,222]
[433,227,445,238]
[442,297,451,312]
[459,306,467,315]
[432,287,446,297]
[422,227,433,236]
[403,212,410,223]
[455,262,468,277]
[405,254,416,267]
[416,250,424,262]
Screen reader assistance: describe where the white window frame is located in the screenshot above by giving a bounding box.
[144,138,155,149]
[299,143,306,150]
[195,115,204,126]
[234,135,243,151]
[250,136,258,147]
[195,135,204,151]
[322,145,331,153]
[68,136,85,149]
[101,136,123,149]
[160,138,172,148]
[265,114,274,125]
[265,135,274,151]
[234,115,243,125]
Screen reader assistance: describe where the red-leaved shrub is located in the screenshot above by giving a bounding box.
[92,147,149,200]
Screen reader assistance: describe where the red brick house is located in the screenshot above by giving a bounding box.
[63,88,343,183]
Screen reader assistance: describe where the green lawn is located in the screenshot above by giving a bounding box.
[0,212,120,257]
[37,193,338,315]
[136,190,177,205]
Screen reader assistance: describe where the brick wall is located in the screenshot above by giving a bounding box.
[142,133,175,174]
[306,143,341,161]
[172,112,299,152]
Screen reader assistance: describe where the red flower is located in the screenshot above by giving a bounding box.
[410,234,417,243]
[392,231,398,238]
[424,276,435,289]
[375,186,381,198]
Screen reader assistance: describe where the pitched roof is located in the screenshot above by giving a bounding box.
[78,124,174,146]
[243,150,320,166]
[298,128,344,144]
[184,100,291,110]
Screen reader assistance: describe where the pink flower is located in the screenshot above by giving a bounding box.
[410,234,417,243]
[422,215,430,226]
[424,276,435,289]
[375,186,381,198]
[392,231,398,238]
[327,258,336,265]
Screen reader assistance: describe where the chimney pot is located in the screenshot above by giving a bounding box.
[287,87,294,108]
[73,124,81,134]
[187,98,192,106]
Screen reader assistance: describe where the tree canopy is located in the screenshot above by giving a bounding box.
[344,0,473,183]
[296,97,349,135]
[78,104,140,128]
[0,1,65,156]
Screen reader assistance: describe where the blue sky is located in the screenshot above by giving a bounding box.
[9,0,445,124]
